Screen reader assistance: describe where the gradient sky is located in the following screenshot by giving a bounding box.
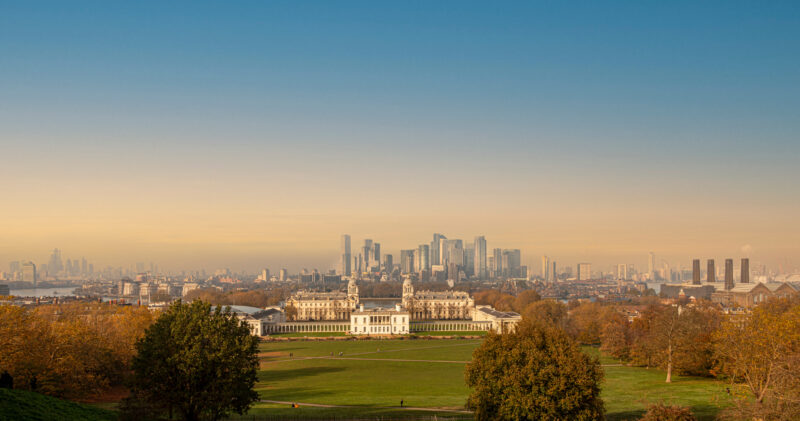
[1,1,799,273]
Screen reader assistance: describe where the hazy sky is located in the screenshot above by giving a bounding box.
[1,1,799,273]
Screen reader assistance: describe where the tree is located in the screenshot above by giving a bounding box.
[714,298,800,419]
[125,300,260,421]
[465,320,604,420]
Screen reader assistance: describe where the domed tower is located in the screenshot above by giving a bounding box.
[402,278,414,308]
[347,278,359,302]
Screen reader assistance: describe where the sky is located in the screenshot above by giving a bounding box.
[1,1,799,273]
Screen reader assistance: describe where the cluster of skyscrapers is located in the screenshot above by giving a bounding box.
[692,258,750,289]
[339,234,524,281]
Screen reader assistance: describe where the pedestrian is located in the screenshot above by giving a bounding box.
[400,399,404,407]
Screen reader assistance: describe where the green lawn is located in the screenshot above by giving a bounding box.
[0,388,117,421]
[267,331,348,337]
[252,339,729,420]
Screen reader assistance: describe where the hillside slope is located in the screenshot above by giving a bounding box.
[0,388,116,421]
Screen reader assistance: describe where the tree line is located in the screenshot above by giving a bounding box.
[0,302,155,400]
[469,289,800,420]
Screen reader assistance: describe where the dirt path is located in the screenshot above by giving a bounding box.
[260,399,472,414]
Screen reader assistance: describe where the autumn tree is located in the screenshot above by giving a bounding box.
[124,300,260,421]
[714,297,800,420]
[465,320,604,420]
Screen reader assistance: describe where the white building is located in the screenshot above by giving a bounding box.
[472,305,522,332]
[349,304,410,335]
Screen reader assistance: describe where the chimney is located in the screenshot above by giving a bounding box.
[359,304,364,312]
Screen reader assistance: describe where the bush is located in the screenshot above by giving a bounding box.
[639,402,696,421]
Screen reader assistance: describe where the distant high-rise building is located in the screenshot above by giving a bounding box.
[474,236,487,279]
[552,261,557,282]
[464,244,475,277]
[362,239,373,270]
[692,259,701,285]
[707,259,716,283]
[616,263,628,280]
[542,256,550,281]
[22,261,37,286]
[725,259,734,290]
[340,234,351,276]
[261,268,270,281]
[447,240,464,267]
[48,249,63,275]
[431,233,445,266]
[741,258,750,283]
[384,254,393,272]
[373,243,381,266]
[492,248,503,277]
[417,244,430,271]
[648,252,656,280]
[278,268,287,281]
[577,263,592,281]
[501,249,521,278]
[400,250,415,274]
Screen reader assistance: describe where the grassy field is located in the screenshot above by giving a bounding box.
[0,388,117,421]
[253,339,729,420]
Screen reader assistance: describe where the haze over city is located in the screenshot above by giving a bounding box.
[2,2,799,273]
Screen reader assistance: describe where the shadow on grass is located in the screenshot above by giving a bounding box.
[258,366,346,383]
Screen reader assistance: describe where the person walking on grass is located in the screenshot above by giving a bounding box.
[400,399,404,408]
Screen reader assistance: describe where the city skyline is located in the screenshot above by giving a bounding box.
[2,2,799,272]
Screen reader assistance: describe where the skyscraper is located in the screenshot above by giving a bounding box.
[431,233,445,266]
[616,263,627,280]
[741,258,750,283]
[48,248,63,275]
[384,254,393,272]
[362,239,373,270]
[400,250,415,274]
[474,236,487,279]
[707,259,716,283]
[373,243,381,266]
[542,255,550,281]
[493,248,502,277]
[501,249,521,278]
[648,252,656,280]
[447,240,464,267]
[552,261,557,282]
[725,258,734,290]
[22,261,37,286]
[340,234,351,276]
[464,243,475,277]
[417,244,430,271]
[692,259,701,285]
[577,263,592,281]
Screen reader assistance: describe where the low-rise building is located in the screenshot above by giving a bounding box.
[349,304,410,335]
[472,305,521,332]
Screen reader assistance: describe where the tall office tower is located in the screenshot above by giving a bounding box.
[487,256,495,277]
[340,234,352,276]
[278,268,287,281]
[439,238,450,266]
[447,240,464,267]
[373,243,381,265]
[22,261,37,286]
[464,244,475,277]
[741,258,750,283]
[616,263,628,280]
[552,261,557,282]
[431,233,446,266]
[355,253,363,274]
[648,252,656,279]
[418,244,430,271]
[542,255,550,281]
[577,263,592,281]
[493,248,503,277]
[400,250,415,274]
[261,268,270,281]
[362,239,373,270]
[692,259,701,285]
[725,259,734,290]
[48,248,63,275]
[501,249,521,277]
[474,236,487,279]
[663,263,671,283]
[707,259,716,283]
[81,258,87,275]
[384,254,393,272]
